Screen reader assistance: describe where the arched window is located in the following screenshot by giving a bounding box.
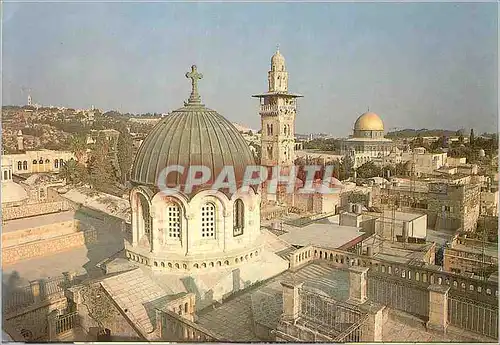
[23,161,27,170]
[58,159,64,167]
[17,161,22,170]
[167,204,181,238]
[3,171,7,180]
[54,160,59,168]
[33,160,37,164]
[233,199,244,236]
[201,202,216,238]
[138,194,151,235]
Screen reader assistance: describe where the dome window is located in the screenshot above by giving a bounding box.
[167,205,181,239]
[233,199,244,237]
[201,202,216,238]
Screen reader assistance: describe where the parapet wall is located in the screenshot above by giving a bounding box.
[2,228,97,266]
[2,200,72,221]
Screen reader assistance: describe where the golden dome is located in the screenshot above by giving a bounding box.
[354,112,384,131]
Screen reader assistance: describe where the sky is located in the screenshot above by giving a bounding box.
[2,1,498,136]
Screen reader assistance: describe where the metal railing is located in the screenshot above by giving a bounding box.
[333,314,369,342]
[298,288,363,333]
[448,295,498,339]
[55,311,79,335]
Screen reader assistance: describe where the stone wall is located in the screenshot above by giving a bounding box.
[3,297,68,341]
[2,219,80,247]
[69,283,143,341]
[2,200,72,221]
[2,229,97,266]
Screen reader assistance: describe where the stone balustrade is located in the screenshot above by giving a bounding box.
[309,246,498,305]
[289,245,314,271]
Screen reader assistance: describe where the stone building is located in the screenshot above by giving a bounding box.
[376,178,481,233]
[443,236,498,279]
[4,149,75,176]
[341,112,394,168]
[122,65,289,309]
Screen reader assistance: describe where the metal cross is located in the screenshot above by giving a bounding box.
[186,65,203,98]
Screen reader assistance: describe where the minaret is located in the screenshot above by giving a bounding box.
[252,47,302,169]
[17,130,24,151]
[28,94,32,107]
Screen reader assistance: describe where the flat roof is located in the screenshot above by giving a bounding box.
[278,217,364,249]
[3,210,75,233]
[382,210,425,222]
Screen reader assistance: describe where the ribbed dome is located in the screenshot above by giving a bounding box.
[354,112,384,131]
[130,66,256,195]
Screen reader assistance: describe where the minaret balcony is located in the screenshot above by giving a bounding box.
[259,104,296,116]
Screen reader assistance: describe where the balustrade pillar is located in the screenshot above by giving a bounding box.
[281,281,303,321]
[47,310,58,341]
[359,302,385,342]
[30,280,41,303]
[348,267,369,304]
[426,284,450,333]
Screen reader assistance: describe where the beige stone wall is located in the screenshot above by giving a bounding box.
[2,220,79,247]
[2,200,72,221]
[2,229,97,266]
[75,283,142,340]
[3,297,68,341]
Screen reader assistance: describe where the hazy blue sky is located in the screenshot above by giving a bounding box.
[3,2,498,136]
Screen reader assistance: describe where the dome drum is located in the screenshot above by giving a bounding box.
[125,246,262,272]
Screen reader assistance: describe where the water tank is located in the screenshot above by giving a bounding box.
[479,149,486,157]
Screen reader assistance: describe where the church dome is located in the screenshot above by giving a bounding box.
[354,112,384,131]
[130,66,256,195]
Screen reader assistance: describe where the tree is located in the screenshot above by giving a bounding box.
[470,129,475,147]
[69,134,88,163]
[60,159,88,185]
[87,137,117,190]
[356,161,382,178]
[116,126,134,184]
[339,155,354,181]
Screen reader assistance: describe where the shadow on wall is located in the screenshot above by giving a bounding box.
[76,208,127,279]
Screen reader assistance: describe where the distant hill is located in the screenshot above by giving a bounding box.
[232,122,256,133]
[386,128,463,138]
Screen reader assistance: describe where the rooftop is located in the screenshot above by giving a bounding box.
[2,210,76,234]
[278,216,364,249]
